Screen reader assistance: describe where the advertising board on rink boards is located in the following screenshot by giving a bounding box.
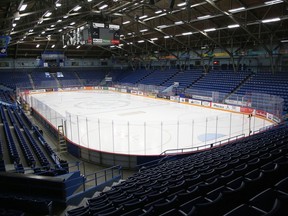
[202,101,211,107]
[188,99,202,105]
[211,103,241,112]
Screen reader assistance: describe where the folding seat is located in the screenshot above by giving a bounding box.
[198,177,218,194]
[186,174,202,187]
[244,168,265,194]
[146,187,168,203]
[247,158,261,170]
[178,196,208,215]
[153,195,178,215]
[274,176,288,197]
[97,207,124,216]
[239,154,250,163]
[227,159,241,169]
[225,176,246,205]
[223,203,263,216]
[234,163,248,177]
[194,192,224,216]
[200,168,215,180]
[260,162,280,184]
[219,169,235,182]
[260,152,274,164]
[87,194,107,205]
[249,188,280,215]
[214,163,228,174]
[167,180,186,194]
[66,206,89,216]
[177,185,200,203]
[122,196,148,213]
[89,203,114,215]
[133,187,153,199]
[121,208,146,216]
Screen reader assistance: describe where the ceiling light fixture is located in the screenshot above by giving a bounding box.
[204,28,216,32]
[44,11,52,17]
[228,24,240,28]
[264,0,283,5]
[177,2,186,7]
[197,15,211,20]
[122,21,130,25]
[228,7,245,13]
[138,40,144,43]
[99,4,108,10]
[261,17,281,23]
[51,44,55,48]
[182,32,193,35]
[139,15,148,19]
[36,44,40,48]
[19,4,28,11]
[73,5,82,11]
[155,10,162,14]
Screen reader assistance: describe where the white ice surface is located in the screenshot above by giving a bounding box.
[30,91,273,155]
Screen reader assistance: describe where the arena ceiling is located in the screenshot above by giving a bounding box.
[0,0,288,59]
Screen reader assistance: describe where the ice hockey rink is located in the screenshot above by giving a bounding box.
[29,91,273,155]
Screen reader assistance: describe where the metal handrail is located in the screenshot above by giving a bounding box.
[160,133,245,156]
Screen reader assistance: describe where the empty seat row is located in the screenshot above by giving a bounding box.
[23,127,49,167]
[14,125,36,167]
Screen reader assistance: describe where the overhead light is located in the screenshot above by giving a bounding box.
[157,24,168,29]
[57,19,62,23]
[73,5,82,11]
[76,45,80,49]
[58,29,63,32]
[63,45,67,48]
[12,23,16,27]
[264,0,283,5]
[41,31,45,34]
[11,28,14,32]
[197,15,211,20]
[177,2,186,7]
[36,44,40,48]
[204,28,216,32]
[38,17,43,24]
[175,21,184,25]
[262,17,281,23]
[55,2,62,7]
[228,7,245,13]
[122,21,130,25]
[70,22,75,25]
[164,35,172,38]
[281,39,288,43]
[182,32,193,35]
[87,0,92,2]
[228,24,240,28]
[44,11,52,17]
[15,17,20,20]
[140,29,148,32]
[29,29,33,32]
[155,10,162,14]
[150,38,158,41]
[19,4,27,11]
[63,15,69,18]
[51,44,55,48]
[99,4,108,10]
[51,24,55,27]
[110,45,115,48]
[138,40,144,43]
[139,15,148,19]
